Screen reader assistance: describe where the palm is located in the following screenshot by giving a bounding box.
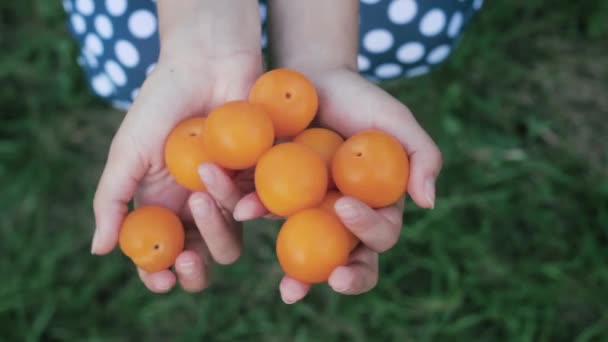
[93,53,262,292]
[131,55,262,209]
[271,68,442,303]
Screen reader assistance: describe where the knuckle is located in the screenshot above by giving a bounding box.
[376,232,400,253]
[92,193,109,221]
[367,272,379,291]
[429,144,443,170]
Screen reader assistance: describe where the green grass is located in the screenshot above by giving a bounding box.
[2,0,608,341]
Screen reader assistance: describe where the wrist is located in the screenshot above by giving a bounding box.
[273,59,356,87]
[268,1,358,76]
[273,56,357,79]
[157,0,261,62]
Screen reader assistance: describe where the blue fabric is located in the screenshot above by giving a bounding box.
[63,0,483,109]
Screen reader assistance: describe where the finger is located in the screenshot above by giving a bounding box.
[233,192,281,221]
[328,245,378,295]
[92,137,147,255]
[372,94,442,209]
[189,192,242,265]
[316,72,442,209]
[335,197,402,253]
[198,163,241,212]
[175,250,209,292]
[137,268,176,293]
[279,276,311,304]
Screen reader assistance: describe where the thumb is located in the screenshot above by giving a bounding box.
[91,137,147,254]
[374,100,442,209]
[315,71,442,209]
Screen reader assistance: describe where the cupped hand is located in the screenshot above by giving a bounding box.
[235,67,442,303]
[91,51,263,293]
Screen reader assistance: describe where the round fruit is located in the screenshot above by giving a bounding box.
[164,117,211,191]
[276,208,352,284]
[319,190,360,251]
[203,100,275,170]
[293,128,344,188]
[332,129,409,208]
[248,68,318,138]
[319,190,343,214]
[118,206,185,273]
[255,142,328,216]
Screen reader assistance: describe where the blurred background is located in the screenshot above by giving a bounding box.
[2,0,608,341]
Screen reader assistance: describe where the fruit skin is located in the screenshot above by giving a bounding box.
[248,68,318,138]
[164,117,211,191]
[319,190,360,250]
[276,208,352,284]
[203,100,275,170]
[255,142,328,217]
[332,129,409,208]
[118,206,185,273]
[293,128,344,189]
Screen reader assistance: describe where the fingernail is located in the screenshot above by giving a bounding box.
[179,260,196,276]
[155,277,173,291]
[90,228,101,254]
[283,297,296,305]
[335,200,359,222]
[330,267,351,292]
[425,179,436,209]
[198,164,215,187]
[233,200,253,221]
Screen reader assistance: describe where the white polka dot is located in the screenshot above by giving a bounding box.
[104,60,127,86]
[112,100,132,111]
[70,14,86,34]
[260,3,267,22]
[473,0,484,10]
[76,0,94,16]
[115,40,140,67]
[396,42,425,64]
[375,63,403,79]
[363,29,394,53]
[361,0,381,4]
[447,12,463,38]
[82,49,98,68]
[406,65,430,78]
[106,0,127,17]
[261,33,268,48]
[128,10,157,39]
[95,15,113,39]
[427,45,451,64]
[91,73,114,97]
[131,88,139,101]
[85,33,103,56]
[357,55,371,71]
[388,0,417,25]
[419,9,446,37]
[146,63,156,75]
[63,0,73,12]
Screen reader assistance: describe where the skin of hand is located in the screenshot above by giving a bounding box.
[90,0,263,293]
[234,0,443,304]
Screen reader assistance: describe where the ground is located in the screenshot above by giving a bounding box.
[1,1,608,341]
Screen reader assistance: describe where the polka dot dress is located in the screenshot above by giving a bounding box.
[63,0,483,109]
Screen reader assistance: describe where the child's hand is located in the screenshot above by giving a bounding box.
[284,68,442,303]
[234,67,442,303]
[91,0,263,293]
